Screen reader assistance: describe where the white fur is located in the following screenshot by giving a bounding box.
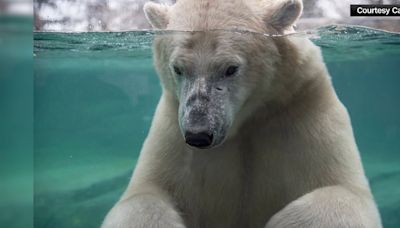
[143,2,170,29]
[102,0,382,227]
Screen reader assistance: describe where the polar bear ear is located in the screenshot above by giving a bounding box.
[143,2,170,29]
[265,0,303,31]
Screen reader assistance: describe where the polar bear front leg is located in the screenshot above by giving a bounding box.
[265,185,381,228]
[102,193,185,228]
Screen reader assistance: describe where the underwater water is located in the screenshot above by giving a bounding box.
[0,16,33,228]
[32,26,400,228]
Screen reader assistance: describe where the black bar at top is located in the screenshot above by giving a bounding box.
[350,5,400,16]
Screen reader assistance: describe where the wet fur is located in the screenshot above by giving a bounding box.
[102,0,382,227]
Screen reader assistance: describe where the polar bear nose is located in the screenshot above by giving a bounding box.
[184,131,213,148]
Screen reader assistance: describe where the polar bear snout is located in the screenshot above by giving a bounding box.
[180,108,229,149]
[177,75,233,149]
[182,109,215,149]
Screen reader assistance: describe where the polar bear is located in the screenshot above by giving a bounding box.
[102,0,382,227]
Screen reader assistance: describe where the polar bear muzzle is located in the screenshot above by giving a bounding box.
[178,76,232,149]
[181,105,229,149]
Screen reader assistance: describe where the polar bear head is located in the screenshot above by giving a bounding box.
[144,0,304,149]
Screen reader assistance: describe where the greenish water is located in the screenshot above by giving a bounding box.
[32,26,400,228]
[0,16,33,228]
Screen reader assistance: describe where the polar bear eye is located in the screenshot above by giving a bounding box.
[173,65,183,76]
[225,65,239,77]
